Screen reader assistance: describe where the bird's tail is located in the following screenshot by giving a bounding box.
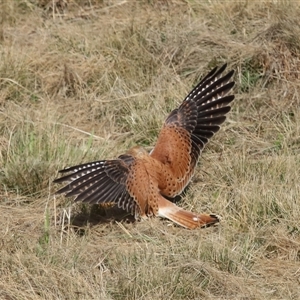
[157,196,219,229]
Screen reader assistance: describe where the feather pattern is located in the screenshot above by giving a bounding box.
[54,158,137,212]
[150,63,235,197]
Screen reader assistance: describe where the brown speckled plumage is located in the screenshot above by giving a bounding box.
[54,64,235,229]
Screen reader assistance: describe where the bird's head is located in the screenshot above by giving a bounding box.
[127,146,148,158]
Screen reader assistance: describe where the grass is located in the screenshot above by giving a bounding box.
[1,0,300,299]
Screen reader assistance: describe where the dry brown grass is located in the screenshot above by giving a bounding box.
[1,0,300,299]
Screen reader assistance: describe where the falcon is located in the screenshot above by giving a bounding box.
[54,63,235,229]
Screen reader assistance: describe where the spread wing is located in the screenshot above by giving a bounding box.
[150,63,235,196]
[53,154,138,214]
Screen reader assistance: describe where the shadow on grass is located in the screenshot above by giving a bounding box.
[68,194,184,235]
[70,204,135,233]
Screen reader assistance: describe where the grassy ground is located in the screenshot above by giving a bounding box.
[1,0,300,299]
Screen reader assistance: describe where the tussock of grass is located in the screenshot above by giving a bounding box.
[1,1,300,299]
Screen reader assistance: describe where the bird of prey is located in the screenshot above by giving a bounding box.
[54,64,235,229]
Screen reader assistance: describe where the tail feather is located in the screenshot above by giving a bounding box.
[157,197,219,229]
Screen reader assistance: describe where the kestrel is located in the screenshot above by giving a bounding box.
[54,64,235,229]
